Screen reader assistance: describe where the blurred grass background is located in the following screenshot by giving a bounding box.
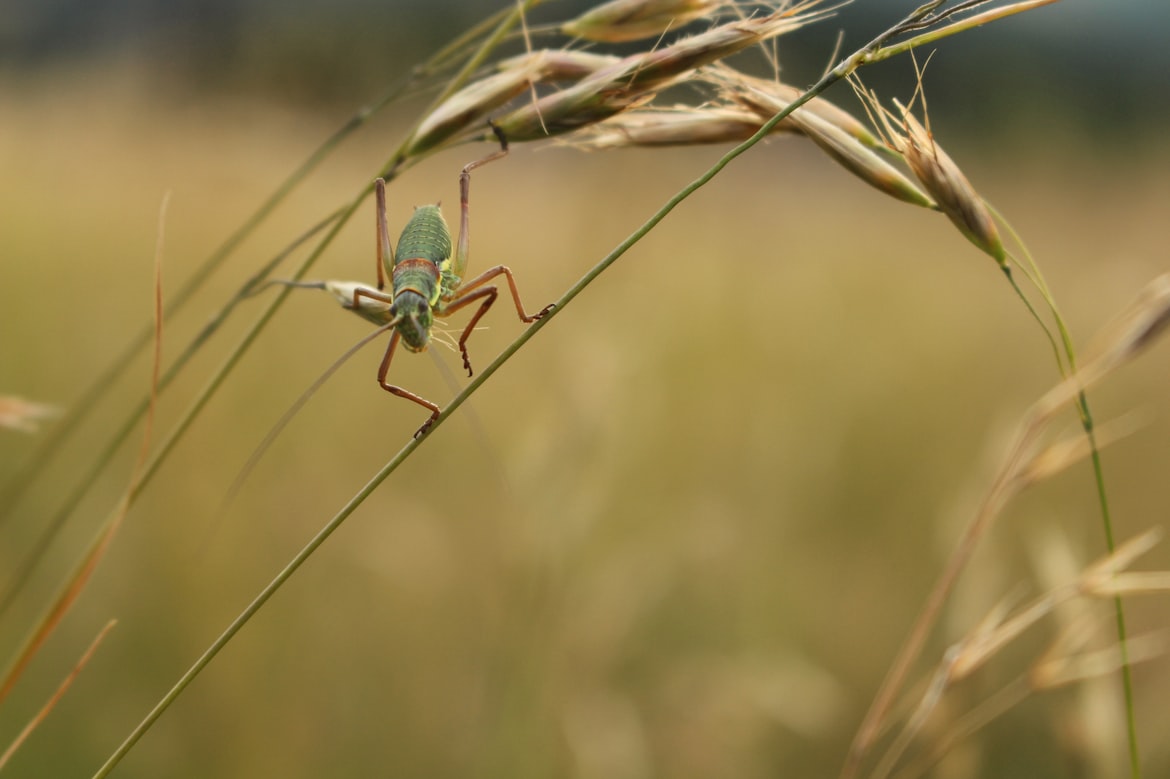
[1,1,1169,777]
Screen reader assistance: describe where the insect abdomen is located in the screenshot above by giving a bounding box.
[395,205,451,267]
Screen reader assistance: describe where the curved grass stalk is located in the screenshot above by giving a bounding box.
[0,0,543,626]
[844,187,1139,779]
[0,3,529,524]
[994,209,1139,778]
[93,7,953,775]
[0,93,399,525]
[82,0,545,534]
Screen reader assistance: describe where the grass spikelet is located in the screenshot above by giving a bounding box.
[570,105,770,149]
[791,109,936,207]
[859,85,1006,265]
[895,102,1006,264]
[561,0,724,43]
[707,67,935,206]
[0,396,60,433]
[406,55,551,156]
[621,3,830,92]
[495,50,622,82]
[709,66,882,147]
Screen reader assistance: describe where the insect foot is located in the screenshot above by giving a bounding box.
[413,415,439,439]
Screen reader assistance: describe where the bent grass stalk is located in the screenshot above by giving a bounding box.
[93,3,1026,775]
[0,0,542,594]
[0,0,541,638]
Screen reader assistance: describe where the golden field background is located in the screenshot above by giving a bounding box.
[2,53,1170,778]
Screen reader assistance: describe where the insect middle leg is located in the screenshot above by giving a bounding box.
[377,329,442,437]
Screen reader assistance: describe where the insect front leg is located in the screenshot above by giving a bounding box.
[456,264,556,324]
[377,329,442,437]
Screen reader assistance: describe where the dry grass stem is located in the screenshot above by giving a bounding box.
[875,529,1166,778]
[0,620,118,771]
[854,280,1170,774]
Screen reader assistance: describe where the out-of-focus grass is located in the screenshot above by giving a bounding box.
[1,68,1169,777]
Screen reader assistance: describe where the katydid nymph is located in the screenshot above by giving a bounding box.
[280,127,554,437]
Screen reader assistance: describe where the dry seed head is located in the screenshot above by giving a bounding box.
[571,106,769,149]
[789,110,936,208]
[890,101,1006,264]
[709,66,882,148]
[407,61,547,156]
[406,51,625,156]
[495,5,831,143]
[0,395,61,433]
[625,4,831,92]
[562,0,724,43]
[492,82,655,143]
[707,67,935,207]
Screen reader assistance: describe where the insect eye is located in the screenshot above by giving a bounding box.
[416,301,427,315]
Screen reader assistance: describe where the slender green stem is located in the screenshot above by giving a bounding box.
[3,0,536,635]
[993,186,1138,777]
[0,84,417,524]
[869,0,1063,64]
[1049,315,1138,779]
[93,27,867,778]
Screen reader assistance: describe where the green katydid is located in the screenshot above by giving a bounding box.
[279,125,554,437]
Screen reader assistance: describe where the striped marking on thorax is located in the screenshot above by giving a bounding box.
[393,258,441,299]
